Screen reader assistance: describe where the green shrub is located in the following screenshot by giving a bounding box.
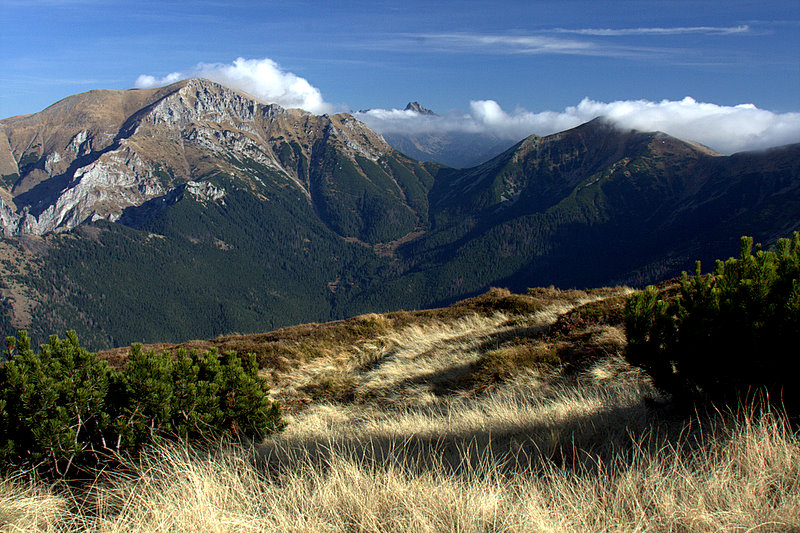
[624,233,800,414]
[0,333,283,477]
[113,346,283,450]
[0,331,112,476]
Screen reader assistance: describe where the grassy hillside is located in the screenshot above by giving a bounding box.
[2,286,797,531]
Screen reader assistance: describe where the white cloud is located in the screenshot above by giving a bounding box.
[356,97,800,155]
[412,33,596,55]
[134,57,334,114]
[378,31,713,60]
[134,72,182,88]
[132,60,799,154]
[552,25,750,36]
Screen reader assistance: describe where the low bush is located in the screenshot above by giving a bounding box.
[624,233,800,415]
[0,332,283,477]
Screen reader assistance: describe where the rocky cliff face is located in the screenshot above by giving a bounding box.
[0,79,424,239]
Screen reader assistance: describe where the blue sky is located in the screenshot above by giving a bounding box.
[1,0,799,151]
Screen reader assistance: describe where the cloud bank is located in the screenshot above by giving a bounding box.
[134,58,799,154]
[356,98,800,154]
[135,58,334,114]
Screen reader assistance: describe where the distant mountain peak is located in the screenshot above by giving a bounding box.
[404,102,436,115]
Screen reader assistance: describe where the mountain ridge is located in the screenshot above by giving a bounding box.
[0,79,436,242]
[0,81,798,349]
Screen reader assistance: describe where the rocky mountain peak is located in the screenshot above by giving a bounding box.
[404,102,436,115]
[0,80,424,240]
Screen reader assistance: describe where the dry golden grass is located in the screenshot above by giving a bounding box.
[96,286,610,374]
[3,287,798,532]
[270,287,622,408]
[2,377,797,532]
[0,479,70,532]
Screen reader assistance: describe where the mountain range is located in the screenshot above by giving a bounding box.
[1,79,798,349]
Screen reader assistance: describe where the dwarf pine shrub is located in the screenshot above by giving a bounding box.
[0,333,283,477]
[624,233,800,415]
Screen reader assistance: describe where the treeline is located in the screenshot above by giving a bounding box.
[3,142,796,353]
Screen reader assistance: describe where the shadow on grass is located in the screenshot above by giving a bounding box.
[255,397,685,480]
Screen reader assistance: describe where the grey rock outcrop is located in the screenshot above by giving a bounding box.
[0,78,394,236]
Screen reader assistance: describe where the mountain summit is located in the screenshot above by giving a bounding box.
[404,102,436,115]
[0,79,435,242]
